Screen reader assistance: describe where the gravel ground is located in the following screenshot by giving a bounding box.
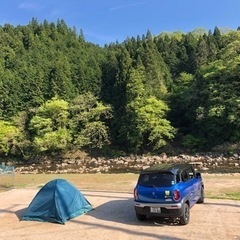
[0,188,240,240]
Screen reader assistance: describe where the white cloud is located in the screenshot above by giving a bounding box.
[51,9,62,16]
[84,29,119,44]
[18,1,43,10]
[109,2,146,11]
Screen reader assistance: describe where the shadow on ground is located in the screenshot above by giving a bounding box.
[15,208,27,220]
[87,195,181,226]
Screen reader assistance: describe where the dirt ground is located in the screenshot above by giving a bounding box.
[0,188,240,240]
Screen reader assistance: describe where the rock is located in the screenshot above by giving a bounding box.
[12,152,240,174]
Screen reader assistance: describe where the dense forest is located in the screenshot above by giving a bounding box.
[0,18,240,161]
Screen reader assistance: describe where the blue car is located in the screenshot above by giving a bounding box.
[134,163,204,225]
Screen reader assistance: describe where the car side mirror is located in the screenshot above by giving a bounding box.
[196,172,201,178]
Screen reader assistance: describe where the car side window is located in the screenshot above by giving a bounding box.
[186,167,195,179]
[176,173,181,183]
[181,170,189,182]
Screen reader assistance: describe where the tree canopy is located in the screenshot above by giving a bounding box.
[0,19,240,160]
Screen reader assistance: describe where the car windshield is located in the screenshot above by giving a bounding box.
[138,173,175,187]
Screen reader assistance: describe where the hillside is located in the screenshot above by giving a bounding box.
[0,20,240,161]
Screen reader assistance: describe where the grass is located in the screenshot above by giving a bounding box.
[202,173,240,200]
[0,173,138,192]
[225,193,240,200]
[1,173,240,200]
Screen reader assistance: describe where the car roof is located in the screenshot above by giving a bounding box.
[140,163,190,175]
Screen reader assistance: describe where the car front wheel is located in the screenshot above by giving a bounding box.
[180,203,190,225]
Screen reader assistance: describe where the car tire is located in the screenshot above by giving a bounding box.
[197,187,205,203]
[180,203,190,225]
[136,213,146,221]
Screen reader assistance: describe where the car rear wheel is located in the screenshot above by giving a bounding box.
[197,187,204,203]
[180,203,190,225]
[136,213,146,221]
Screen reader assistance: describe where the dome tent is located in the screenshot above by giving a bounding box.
[21,178,93,224]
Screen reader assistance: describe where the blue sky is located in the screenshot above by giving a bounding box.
[1,0,240,46]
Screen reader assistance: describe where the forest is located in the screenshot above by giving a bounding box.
[0,18,240,161]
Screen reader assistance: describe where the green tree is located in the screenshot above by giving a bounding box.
[139,38,171,98]
[48,54,76,100]
[29,97,71,153]
[69,93,112,149]
[206,31,219,62]
[110,47,132,145]
[119,64,176,152]
[118,64,146,150]
[101,50,119,104]
[195,35,209,68]
[182,33,198,74]
[185,54,240,148]
[12,111,32,159]
[169,72,195,135]
[213,26,222,49]
[136,97,176,150]
[0,120,20,155]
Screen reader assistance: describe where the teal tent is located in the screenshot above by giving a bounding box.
[21,179,93,224]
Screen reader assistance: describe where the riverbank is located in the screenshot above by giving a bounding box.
[10,152,240,174]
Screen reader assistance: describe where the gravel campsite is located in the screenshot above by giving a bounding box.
[0,173,240,240]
